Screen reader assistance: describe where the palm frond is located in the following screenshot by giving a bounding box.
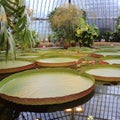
[7,30,16,60]
[0,5,8,50]
[0,0,35,59]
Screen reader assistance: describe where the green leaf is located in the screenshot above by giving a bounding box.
[17,6,25,16]
[7,30,16,59]
[7,0,18,6]
[3,0,16,12]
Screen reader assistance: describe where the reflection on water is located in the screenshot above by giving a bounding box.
[0,84,120,120]
[0,107,20,120]
[0,91,93,119]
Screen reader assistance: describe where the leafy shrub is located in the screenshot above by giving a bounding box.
[75,18,99,47]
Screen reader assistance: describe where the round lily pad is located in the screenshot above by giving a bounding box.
[0,68,94,106]
[17,55,38,59]
[84,65,120,81]
[103,59,120,65]
[0,60,35,74]
[92,51,120,57]
[37,57,79,67]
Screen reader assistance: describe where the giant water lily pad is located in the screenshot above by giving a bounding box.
[17,55,38,59]
[37,57,79,67]
[16,55,39,62]
[96,46,120,51]
[68,47,95,53]
[0,68,94,106]
[103,59,120,65]
[16,52,40,61]
[83,65,120,81]
[101,56,120,65]
[92,51,120,57]
[0,60,35,74]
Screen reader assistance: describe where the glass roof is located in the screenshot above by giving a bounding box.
[25,0,120,38]
[25,0,120,18]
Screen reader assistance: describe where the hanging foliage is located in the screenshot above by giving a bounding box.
[0,4,15,59]
[0,5,8,50]
[0,0,35,59]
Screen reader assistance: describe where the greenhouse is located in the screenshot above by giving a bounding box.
[0,0,120,120]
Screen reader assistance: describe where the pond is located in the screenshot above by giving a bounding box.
[0,47,120,120]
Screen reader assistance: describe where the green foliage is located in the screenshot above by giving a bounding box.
[0,5,8,50]
[0,0,35,59]
[103,16,120,42]
[0,4,15,59]
[48,4,85,42]
[75,18,99,47]
[110,18,120,42]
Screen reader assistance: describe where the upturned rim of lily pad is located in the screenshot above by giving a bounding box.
[0,68,94,107]
[82,64,120,81]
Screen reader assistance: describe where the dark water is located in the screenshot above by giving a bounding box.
[0,83,120,120]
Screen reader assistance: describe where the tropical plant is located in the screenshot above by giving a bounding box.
[0,4,14,59]
[110,16,120,42]
[48,4,85,44]
[75,18,99,47]
[103,16,120,42]
[0,0,35,59]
